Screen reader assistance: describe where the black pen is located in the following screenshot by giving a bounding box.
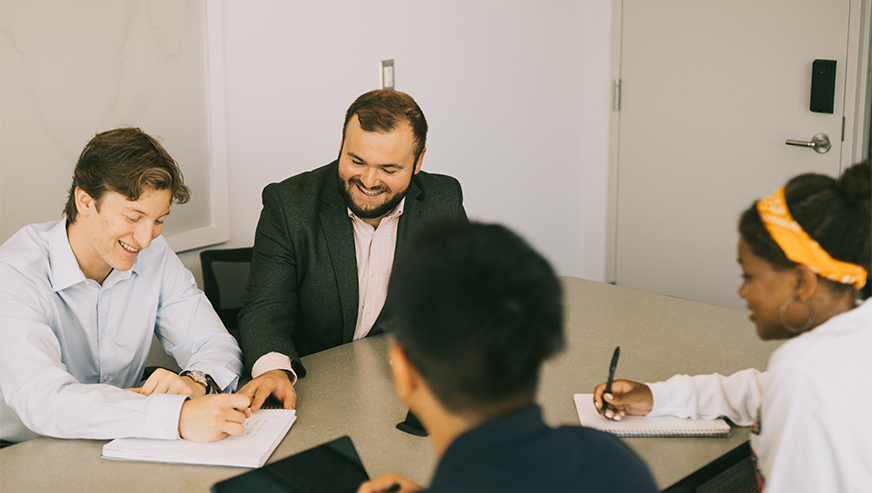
[602,346,620,416]
[384,484,401,493]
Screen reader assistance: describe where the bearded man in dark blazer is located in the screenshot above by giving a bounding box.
[237,90,466,411]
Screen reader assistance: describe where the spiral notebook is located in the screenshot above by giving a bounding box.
[102,409,297,468]
[574,394,730,437]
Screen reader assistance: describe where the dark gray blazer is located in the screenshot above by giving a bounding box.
[238,161,466,377]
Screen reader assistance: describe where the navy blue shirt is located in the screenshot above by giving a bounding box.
[425,405,658,493]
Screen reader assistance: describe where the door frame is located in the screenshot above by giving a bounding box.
[605,0,872,284]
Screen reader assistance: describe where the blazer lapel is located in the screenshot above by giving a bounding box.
[320,169,359,343]
[395,177,422,261]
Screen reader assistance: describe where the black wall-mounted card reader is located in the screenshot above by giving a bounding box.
[810,59,836,114]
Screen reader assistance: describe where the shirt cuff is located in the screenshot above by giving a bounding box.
[252,352,298,385]
[143,393,188,440]
[647,381,672,417]
[647,374,696,419]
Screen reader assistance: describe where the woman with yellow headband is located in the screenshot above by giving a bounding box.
[593,161,871,492]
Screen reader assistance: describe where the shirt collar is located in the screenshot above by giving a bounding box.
[347,196,406,223]
[47,219,87,292]
[102,261,138,288]
[430,405,549,487]
[48,218,139,291]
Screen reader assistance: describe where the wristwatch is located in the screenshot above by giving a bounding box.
[180,370,221,394]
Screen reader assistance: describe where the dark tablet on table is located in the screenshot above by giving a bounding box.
[212,435,369,493]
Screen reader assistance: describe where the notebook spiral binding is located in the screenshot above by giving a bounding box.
[603,429,731,438]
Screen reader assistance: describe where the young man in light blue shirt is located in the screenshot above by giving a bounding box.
[0,128,250,444]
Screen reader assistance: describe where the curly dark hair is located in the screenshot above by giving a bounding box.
[739,161,871,299]
[386,220,564,414]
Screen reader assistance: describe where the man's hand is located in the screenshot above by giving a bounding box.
[126,368,206,398]
[178,393,251,443]
[237,369,296,413]
[593,379,654,421]
[357,472,423,493]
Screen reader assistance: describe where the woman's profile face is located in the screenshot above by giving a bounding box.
[737,239,805,340]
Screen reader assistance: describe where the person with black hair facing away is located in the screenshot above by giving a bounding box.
[593,162,872,492]
[358,221,658,493]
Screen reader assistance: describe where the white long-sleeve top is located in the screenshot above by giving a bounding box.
[0,220,243,442]
[647,300,872,493]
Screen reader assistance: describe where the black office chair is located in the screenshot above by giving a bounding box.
[199,247,253,340]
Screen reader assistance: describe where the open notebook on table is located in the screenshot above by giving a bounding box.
[574,394,730,437]
[102,409,297,468]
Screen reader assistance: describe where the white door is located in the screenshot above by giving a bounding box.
[613,0,860,310]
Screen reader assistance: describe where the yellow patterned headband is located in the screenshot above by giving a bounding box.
[757,188,867,290]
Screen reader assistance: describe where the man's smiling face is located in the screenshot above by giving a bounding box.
[69,187,171,282]
[337,114,423,227]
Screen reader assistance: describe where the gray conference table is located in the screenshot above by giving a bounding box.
[0,277,780,492]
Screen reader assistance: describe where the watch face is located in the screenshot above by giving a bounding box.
[184,371,207,384]
[183,370,217,394]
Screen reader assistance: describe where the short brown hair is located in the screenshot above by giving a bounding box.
[64,127,191,223]
[342,89,428,161]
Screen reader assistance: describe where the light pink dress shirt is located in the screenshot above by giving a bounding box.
[349,198,404,341]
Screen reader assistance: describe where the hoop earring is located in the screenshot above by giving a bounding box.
[779,296,815,333]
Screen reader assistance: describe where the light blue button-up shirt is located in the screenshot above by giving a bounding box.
[0,220,243,442]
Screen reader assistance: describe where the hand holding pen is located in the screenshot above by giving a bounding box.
[602,347,620,416]
[592,347,655,420]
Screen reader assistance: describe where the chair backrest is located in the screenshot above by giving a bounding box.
[199,247,253,337]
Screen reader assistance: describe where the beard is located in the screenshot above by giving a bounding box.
[339,175,409,219]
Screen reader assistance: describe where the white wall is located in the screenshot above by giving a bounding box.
[0,0,219,246]
[178,0,614,286]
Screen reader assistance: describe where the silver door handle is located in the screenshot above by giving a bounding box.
[785,133,831,154]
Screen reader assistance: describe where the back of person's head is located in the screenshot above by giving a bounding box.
[386,220,565,415]
[342,89,428,161]
[64,127,191,223]
[739,161,871,299]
